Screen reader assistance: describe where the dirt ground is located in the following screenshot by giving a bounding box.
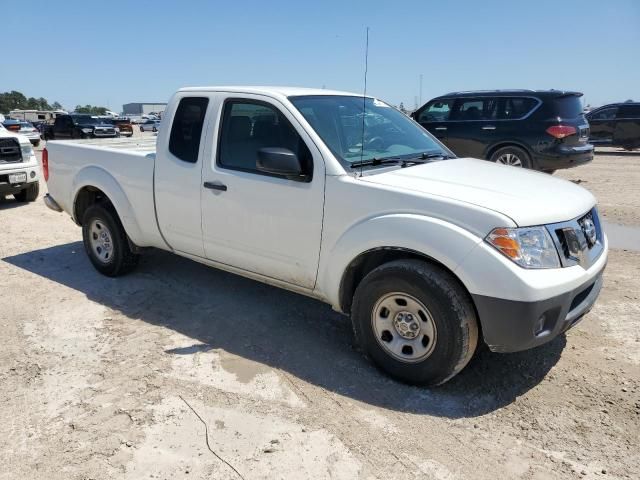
[1,145,639,480]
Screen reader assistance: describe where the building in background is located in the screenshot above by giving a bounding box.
[122,102,167,116]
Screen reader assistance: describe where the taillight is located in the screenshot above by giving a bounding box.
[546,125,577,139]
[42,148,49,181]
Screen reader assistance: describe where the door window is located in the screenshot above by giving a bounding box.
[217,100,312,178]
[450,98,498,121]
[590,107,617,121]
[168,97,209,163]
[616,105,640,119]
[498,97,538,119]
[418,100,453,122]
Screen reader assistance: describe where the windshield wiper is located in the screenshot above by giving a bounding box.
[349,157,406,168]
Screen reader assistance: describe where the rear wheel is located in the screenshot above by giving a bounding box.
[490,146,531,168]
[13,182,40,202]
[351,259,479,385]
[140,126,145,132]
[82,204,139,276]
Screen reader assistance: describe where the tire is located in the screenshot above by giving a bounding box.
[13,182,40,202]
[33,140,40,147]
[489,146,531,168]
[140,127,144,132]
[152,127,157,132]
[82,204,139,276]
[351,259,479,385]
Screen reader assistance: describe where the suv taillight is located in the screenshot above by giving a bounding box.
[42,148,49,181]
[546,125,577,139]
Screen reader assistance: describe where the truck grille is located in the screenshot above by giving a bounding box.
[548,208,604,269]
[94,128,116,136]
[0,138,22,164]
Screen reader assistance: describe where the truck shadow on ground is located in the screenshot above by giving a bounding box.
[0,197,27,211]
[3,242,567,419]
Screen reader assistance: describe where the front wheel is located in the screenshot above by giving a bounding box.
[139,127,145,132]
[13,182,39,202]
[490,146,531,168]
[351,260,479,385]
[82,204,139,276]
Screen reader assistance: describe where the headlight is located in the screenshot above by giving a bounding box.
[20,144,34,158]
[486,226,560,269]
[81,128,93,133]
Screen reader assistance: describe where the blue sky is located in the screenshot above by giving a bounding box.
[4,0,639,112]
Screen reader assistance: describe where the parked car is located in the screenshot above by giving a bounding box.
[586,102,640,151]
[44,114,118,140]
[15,121,42,147]
[139,119,160,132]
[0,123,40,202]
[112,118,134,137]
[2,118,22,132]
[412,90,594,172]
[43,86,607,385]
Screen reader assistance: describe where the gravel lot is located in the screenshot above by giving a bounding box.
[1,143,639,480]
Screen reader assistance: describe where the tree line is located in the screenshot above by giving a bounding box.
[0,90,108,116]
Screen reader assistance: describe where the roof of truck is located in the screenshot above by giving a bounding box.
[178,86,366,98]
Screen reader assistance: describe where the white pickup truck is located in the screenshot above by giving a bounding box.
[43,86,607,385]
[0,124,40,202]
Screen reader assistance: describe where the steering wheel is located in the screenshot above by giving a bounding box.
[365,136,385,150]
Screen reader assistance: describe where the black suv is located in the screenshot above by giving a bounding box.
[586,102,640,151]
[412,90,593,171]
[44,114,118,140]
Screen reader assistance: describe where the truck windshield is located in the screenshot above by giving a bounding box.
[289,95,452,167]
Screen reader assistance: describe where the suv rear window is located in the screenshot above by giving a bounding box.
[552,96,583,118]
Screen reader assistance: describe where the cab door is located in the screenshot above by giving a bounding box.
[413,98,453,144]
[154,95,211,257]
[446,97,499,158]
[200,94,325,289]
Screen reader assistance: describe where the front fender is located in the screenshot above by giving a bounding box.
[317,213,483,310]
[72,165,145,245]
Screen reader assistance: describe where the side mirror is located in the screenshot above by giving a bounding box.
[257,147,308,181]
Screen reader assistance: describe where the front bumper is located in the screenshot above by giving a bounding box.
[473,260,606,353]
[534,144,594,171]
[0,160,40,194]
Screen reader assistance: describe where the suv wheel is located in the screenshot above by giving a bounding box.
[82,204,140,276]
[13,182,40,202]
[490,146,531,168]
[351,259,478,385]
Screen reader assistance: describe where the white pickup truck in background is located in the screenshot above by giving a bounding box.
[43,86,608,385]
[0,123,40,202]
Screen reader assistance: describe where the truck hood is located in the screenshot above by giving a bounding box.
[361,158,596,226]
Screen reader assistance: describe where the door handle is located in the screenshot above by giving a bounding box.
[434,126,447,131]
[482,125,496,130]
[203,181,227,191]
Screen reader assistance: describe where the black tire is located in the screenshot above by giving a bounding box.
[82,204,139,276]
[152,127,157,132]
[140,127,144,132]
[13,182,40,202]
[351,259,479,385]
[489,146,532,169]
[33,140,40,147]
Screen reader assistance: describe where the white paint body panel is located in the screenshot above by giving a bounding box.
[0,128,40,183]
[44,86,604,313]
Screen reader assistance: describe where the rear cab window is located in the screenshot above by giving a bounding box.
[168,97,209,163]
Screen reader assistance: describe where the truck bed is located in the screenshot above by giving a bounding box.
[45,136,166,249]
